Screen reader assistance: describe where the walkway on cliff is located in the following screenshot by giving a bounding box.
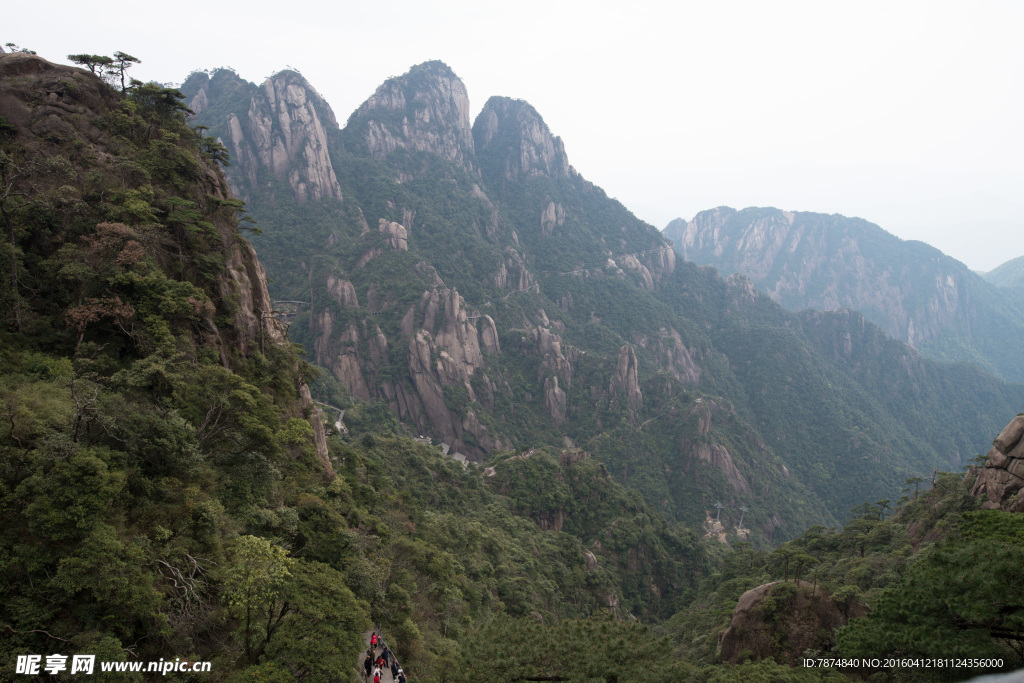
[356,629,403,682]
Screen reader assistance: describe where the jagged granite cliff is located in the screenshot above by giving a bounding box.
[181,62,1024,538]
[665,207,1024,381]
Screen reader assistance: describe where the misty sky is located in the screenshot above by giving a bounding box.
[11,1,1024,270]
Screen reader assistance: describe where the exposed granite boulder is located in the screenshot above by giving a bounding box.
[478,315,501,355]
[972,414,1024,511]
[521,324,578,388]
[720,581,867,666]
[541,200,565,237]
[378,218,408,251]
[325,274,359,308]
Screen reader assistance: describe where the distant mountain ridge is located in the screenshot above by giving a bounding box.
[983,254,1024,292]
[181,63,1024,538]
[665,207,1024,382]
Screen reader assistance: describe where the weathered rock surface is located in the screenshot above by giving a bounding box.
[720,581,867,666]
[186,69,342,204]
[350,61,475,171]
[473,96,569,180]
[378,218,408,251]
[972,414,1024,512]
[544,376,568,423]
[609,345,643,418]
[493,248,536,292]
[525,325,579,388]
[635,327,700,384]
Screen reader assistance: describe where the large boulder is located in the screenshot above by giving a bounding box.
[973,414,1024,511]
[720,581,867,666]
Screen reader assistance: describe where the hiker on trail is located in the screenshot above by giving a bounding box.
[390,659,400,678]
[372,666,381,683]
[370,632,378,650]
[381,644,392,666]
[396,669,407,683]
[363,653,373,678]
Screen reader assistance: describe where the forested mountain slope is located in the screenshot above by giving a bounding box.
[0,52,712,681]
[665,207,1024,382]
[984,253,1024,293]
[182,62,1024,539]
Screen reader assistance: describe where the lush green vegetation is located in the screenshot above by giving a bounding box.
[5,52,1021,683]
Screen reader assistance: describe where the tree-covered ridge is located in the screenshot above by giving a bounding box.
[652,462,1024,681]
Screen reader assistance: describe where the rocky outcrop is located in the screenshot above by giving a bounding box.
[694,444,749,494]
[544,376,567,423]
[609,345,642,418]
[378,219,408,251]
[325,274,359,308]
[493,248,536,292]
[651,327,700,384]
[349,61,475,171]
[541,200,565,237]
[398,287,501,455]
[299,382,333,477]
[972,415,1024,511]
[686,400,750,494]
[220,238,287,356]
[720,581,867,666]
[525,325,579,388]
[473,96,570,181]
[478,315,501,355]
[185,69,343,204]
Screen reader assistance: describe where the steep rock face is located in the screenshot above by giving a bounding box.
[973,415,1024,512]
[667,206,1024,381]
[493,247,536,292]
[525,325,579,388]
[649,327,700,384]
[609,345,643,419]
[219,238,288,356]
[684,400,751,494]
[473,96,569,180]
[347,61,475,170]
[184,69,343,204]
[720,581,867,666]
[401,288,498,454]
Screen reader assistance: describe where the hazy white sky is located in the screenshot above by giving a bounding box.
[11,1,1024,270]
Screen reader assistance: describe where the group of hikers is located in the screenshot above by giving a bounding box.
[363,631,407,683]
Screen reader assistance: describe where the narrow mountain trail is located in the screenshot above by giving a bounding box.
[356,630,400,683]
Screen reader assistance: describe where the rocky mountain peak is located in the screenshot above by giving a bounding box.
[473,96,569,181]
[182,68,342,204]
[348,60,475,170]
